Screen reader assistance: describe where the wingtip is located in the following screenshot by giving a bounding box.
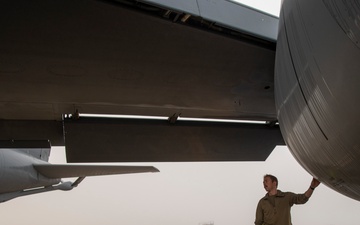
[151,167,160,173]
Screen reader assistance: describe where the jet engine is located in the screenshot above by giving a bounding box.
[275,0,360,200]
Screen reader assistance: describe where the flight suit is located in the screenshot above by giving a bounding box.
[254,190,309,225]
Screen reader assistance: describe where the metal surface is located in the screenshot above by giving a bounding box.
[0,140,51,149]
[0,0,276,122]
[0,148,60,194]
[34,164,159,178]
[64,117,284,162]
[275,0,360,201]
[143,0,279,41]
[0,122,64,146]
[0,140,159,202]
[0,0,280,163]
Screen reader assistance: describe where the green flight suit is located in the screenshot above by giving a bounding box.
[254,190,309,225]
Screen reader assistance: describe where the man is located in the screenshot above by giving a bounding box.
[254,174,320,225]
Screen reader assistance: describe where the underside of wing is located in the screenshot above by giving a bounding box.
[0,0,282,163]
[0,0,277,124]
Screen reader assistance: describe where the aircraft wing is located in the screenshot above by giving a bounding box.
[0,0,283,162]
[33,164,159,179]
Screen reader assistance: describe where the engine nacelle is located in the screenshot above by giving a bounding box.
[275,0,360,200]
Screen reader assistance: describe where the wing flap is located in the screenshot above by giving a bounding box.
[33,164,159,179]
[65,118,285,162]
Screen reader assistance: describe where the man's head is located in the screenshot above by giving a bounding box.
[263,174,278,193]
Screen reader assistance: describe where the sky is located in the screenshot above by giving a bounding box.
[2,1,360,225]
[2,146,360,225]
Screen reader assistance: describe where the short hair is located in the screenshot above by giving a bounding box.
[264,174,278,187]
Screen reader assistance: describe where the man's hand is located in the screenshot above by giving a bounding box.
[305,178,321,198]
[310,178,321,188]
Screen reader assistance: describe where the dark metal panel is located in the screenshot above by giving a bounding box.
[0,140,51,149]
[0,121,64,146]
[64,117,284,162]
[0,0,276,122]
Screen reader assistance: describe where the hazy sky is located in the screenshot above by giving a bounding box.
[2,1,360,225]
[2,146,360,225]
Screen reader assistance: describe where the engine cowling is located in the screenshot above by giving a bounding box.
[275,0,360,201]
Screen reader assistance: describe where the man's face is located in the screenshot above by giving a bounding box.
[263,177,276,192]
